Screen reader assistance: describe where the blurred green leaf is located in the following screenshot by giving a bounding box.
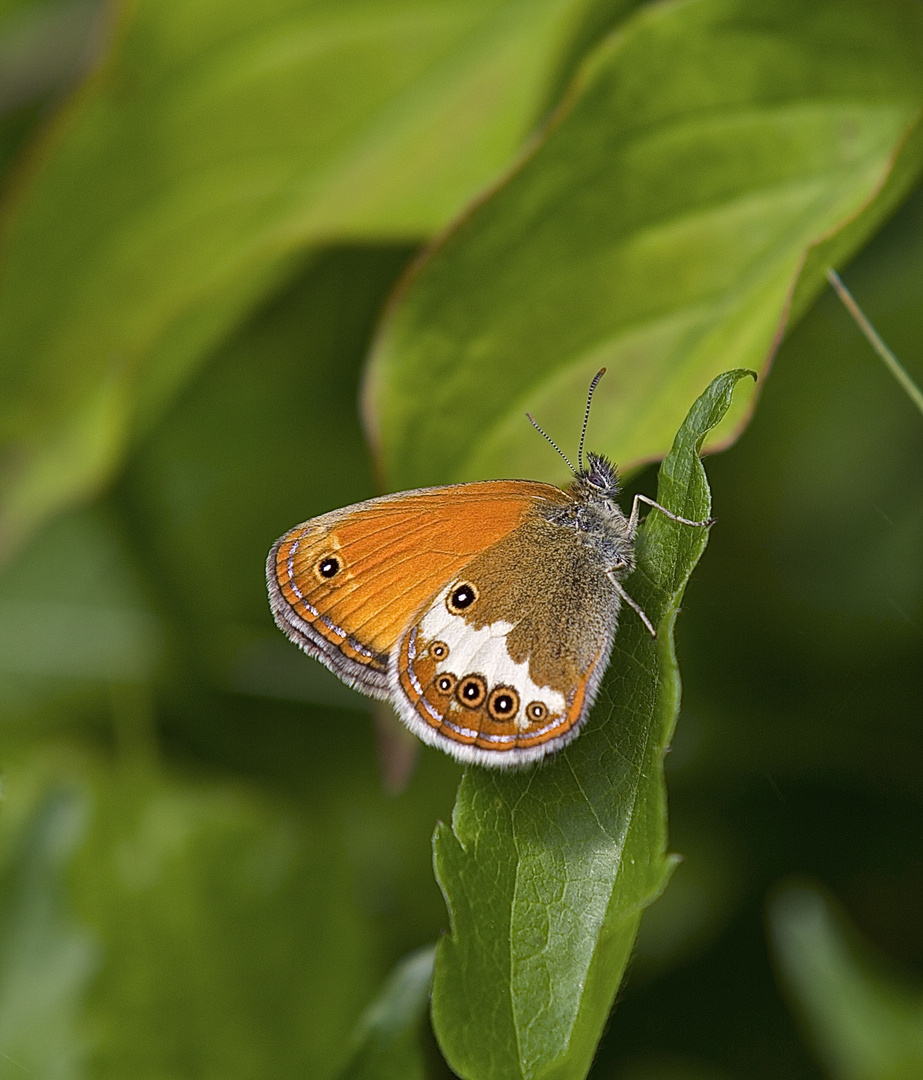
[337,945,436,1080]
[673,184,923,796]
[71,766,385,1080]
[431,370,753,1080]
[113,245,411,708]
[0,0,108,183]
[0,670,456,1080]
[0,504,161,747]
[1,711,459,1080]
[0,0,605,563]
[0,507,161,682]
[0,789,97,1080]
[0,0,104,116]
[365,0,923,492]
[769,882,923,1080]
[618,1055,737,1080]
[629,809,746,982]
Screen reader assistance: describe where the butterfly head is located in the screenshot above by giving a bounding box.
[511,445,632,589]
[574,451,620,500]
[527,373,637,581]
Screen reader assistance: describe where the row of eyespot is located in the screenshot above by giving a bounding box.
[428,665,550,725]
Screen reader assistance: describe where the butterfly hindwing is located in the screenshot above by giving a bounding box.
[392,512,622,765]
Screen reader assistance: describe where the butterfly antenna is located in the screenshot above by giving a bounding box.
[577,367,606,474]
[526,412,575,472]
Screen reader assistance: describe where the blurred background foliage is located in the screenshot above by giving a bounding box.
[1,0,922,1078]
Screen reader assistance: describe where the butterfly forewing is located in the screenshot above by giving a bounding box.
[267,482,559,699]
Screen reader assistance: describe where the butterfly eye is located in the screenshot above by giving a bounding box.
[447,582,478,615]
[315,554,342,580]
[456,675,487,708]
[487,686,520,722]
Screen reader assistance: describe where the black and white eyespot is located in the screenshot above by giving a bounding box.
[487,686,520,722]
[446,582,478,615]
[434,673,457,696]
[456,674,487,708]
[525,701,548,724]
[315,554,342,581]
[429,640,450,661]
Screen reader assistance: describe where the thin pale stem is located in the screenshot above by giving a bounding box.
[827,268,923,418]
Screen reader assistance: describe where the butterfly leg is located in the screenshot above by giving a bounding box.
[627,493,715,536]
[618,494,713,639]
[612,580,657,638]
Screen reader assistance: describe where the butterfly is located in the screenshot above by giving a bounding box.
[266,370,711,768]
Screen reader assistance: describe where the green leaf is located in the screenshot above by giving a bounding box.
[113,246,408,705]
[2,707,458,1080]
[0,0,603,562]
[0,506,162,697]
[0,789,97,1080]
[337,945,436,1080]
[618,1056,737,1080]
[71,768,387,1080]
[364,0,923,493]
[431,369,754,1080]
[0,0,104,183]
[769,882,923,1080]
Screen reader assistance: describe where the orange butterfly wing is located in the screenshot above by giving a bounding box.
[266,480,567,699]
